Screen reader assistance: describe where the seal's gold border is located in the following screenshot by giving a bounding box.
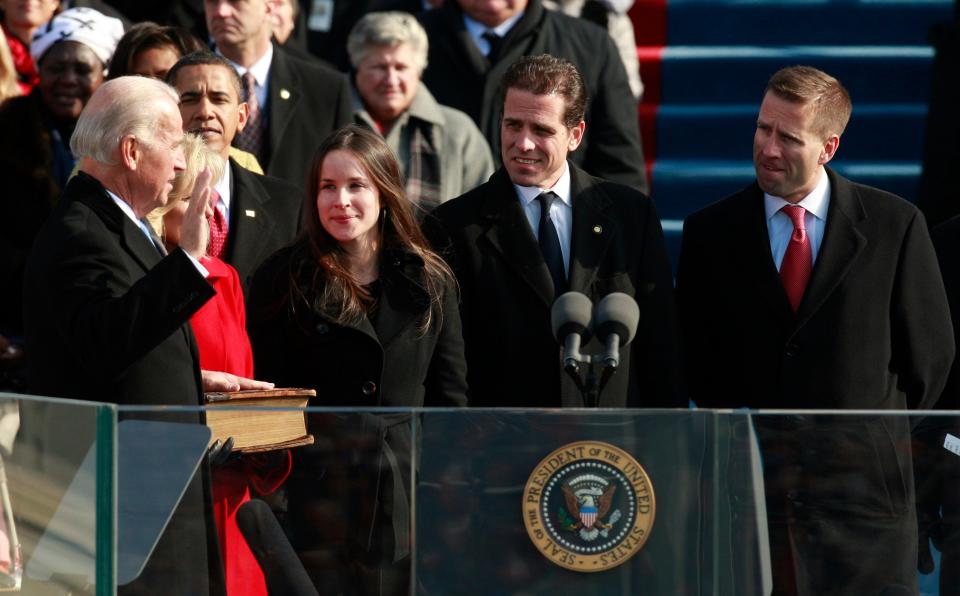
[522,441,655,573]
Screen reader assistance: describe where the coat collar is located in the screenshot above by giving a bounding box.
[69,172,164,272]
[440,0,545,76]
[739,166,867,326]
[478,164,614,307]
[226,159,278,276]
[309,249,433,349]
[352,83,446,129]
[265,43,299,158]
[794,166,867,325]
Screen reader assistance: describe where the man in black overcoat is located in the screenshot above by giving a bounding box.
[419,0,648,193]
[22,76,271,595]
[167,51,303,288]
[431,55,682,408]
[205,0,352,188]
[677,66,954,595]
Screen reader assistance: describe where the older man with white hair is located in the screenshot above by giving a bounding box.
[349,11,494,208]
[23,75,270,594]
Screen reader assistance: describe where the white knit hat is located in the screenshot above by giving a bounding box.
[30,7,124,67]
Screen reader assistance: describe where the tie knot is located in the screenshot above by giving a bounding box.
[537,191,557,210]
[242,72,256,98]
[781,205,806,230]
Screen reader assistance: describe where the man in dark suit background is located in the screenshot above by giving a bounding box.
[432,55,681,408]
[22,76,271,594]
[167,51,303,287]
[419,0,648,193]
[677,66,954,595]
[205,0,352,188]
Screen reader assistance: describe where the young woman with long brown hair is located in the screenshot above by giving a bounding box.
[246,124,466,594]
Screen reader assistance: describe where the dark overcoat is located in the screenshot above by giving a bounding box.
[223,158,302,288]
[22,172,223,595]
[676,166,955,596]
[429,164,683,408]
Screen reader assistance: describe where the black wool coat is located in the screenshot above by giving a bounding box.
[677,166,954,596]
[429,164,683,408]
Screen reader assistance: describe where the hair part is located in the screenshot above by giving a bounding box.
[346,11,428,73]
[108,22,204,80]
[499,54,587,129]
[292,124,454,333]
[765,65,852,139]
[165,50,244,101]
[70,76,180,164]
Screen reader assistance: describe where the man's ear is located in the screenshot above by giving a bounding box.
[568,120,586,152]
[819,134,840,165]
[119,135,139,170]
[236,102,250,134]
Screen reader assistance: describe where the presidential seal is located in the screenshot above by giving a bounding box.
[522,441,655,572]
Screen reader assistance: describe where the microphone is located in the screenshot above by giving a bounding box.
[594,292,640,370]
[551,292,593,372]
[236,499,320,596]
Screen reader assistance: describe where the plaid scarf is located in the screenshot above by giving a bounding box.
[406,122,442,209]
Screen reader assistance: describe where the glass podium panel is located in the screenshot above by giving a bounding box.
[1,393,114,596]
[3,396,958,596]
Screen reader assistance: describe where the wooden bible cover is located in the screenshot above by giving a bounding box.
[204,388,315,453]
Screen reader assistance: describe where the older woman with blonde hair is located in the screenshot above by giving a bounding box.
[152,133,291,596]
[348,11,493,209]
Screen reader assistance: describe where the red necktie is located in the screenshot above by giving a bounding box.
[779,205,812,312]
[208,191,229,259]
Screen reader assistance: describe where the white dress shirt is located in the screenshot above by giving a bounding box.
[764,167,831,271]
[514,162,573,277]
[214,162,232,224]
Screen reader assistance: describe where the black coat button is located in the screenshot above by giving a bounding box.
[315,323,329,334]
[362,381,377,396]
[785,343,799,357]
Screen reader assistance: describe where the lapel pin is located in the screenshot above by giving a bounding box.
[280,88,291,100]
[592,225,602,235]
[245,210,256,218]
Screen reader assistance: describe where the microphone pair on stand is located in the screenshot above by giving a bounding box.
[551,292,640,407]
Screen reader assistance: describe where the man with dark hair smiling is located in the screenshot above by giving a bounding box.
[431,54,681,408]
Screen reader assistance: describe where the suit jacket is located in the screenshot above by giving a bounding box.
[677,167,954,596]
[429,164,682,408]
[419,0,648,193]
[22,172,223,595]
[224,159,302,288]
[257,44,352,188]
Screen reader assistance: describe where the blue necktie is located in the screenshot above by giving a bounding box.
[537,191,566,298]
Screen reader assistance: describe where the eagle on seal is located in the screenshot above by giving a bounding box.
[562,484,616,530]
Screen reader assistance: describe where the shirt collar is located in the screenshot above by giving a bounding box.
[220,42,273,86]
[215,162,232,209]
[105,188,143,226]
[764,166,831,221]
[463,11,524,41]
[514,162,572,208]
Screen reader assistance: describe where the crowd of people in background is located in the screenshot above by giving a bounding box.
[0,1,959,595]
